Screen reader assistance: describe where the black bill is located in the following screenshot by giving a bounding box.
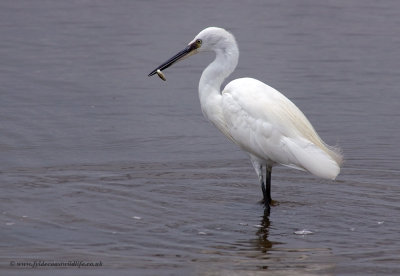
[148,43,197,77]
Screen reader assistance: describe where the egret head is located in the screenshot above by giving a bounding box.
[190,27,236,53]
[148,27,235,78]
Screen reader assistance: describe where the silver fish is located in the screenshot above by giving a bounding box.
[156,69,166,81]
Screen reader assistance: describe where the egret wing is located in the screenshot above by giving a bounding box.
[221,78,341,179]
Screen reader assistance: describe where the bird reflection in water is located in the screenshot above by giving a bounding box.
[255,209,274,254]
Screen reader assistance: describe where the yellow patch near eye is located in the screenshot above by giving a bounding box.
[195,39,202,47]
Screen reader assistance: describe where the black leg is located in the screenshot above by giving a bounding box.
[259,165,272,214]
[265,166,272,206]
[253,160,272,214]
[259,165,266,201]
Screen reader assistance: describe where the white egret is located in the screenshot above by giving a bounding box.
[148,27,343,213]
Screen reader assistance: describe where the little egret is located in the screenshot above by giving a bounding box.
[148,27,343,213]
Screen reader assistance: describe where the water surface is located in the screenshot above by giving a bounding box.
[1,0,400,275]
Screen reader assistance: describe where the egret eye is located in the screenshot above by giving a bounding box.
[196,39,202,46]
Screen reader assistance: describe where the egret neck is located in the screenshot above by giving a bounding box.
[198,45,239,122]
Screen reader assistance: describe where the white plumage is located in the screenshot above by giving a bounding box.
[149,27,343,213]
[221,77,342,180]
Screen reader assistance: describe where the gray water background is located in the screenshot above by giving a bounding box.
[1,0,400,275]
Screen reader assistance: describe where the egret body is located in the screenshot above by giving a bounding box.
[149,27,342,213]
